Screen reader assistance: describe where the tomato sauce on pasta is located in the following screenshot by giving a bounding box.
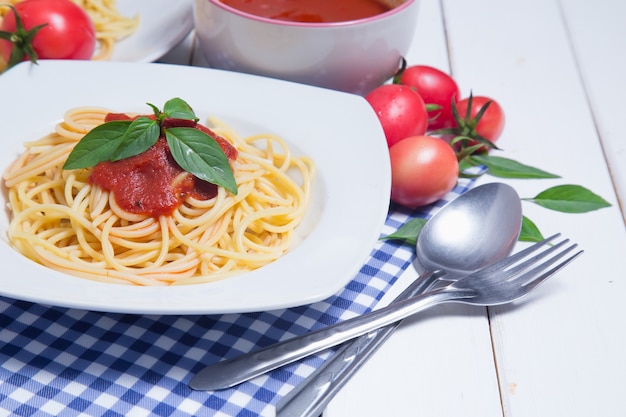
[92,113,238,217]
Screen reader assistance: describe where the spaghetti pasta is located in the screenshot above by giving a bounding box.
[3,106,315,286]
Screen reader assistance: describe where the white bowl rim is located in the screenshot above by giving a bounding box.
[205,0,417,28]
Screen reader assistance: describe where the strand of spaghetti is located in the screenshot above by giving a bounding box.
[33,244,166,285]
[171,185,237,229]
[83,211,194,279]
[233,207,296,254]
[88,184,109,218]
[10,203,100,237]
[17,178,64,208]
[105,218,161,238]
[242,158,311,223]
[164,215,288,264]
[67,174,91,212]
[4,142,74,188]
[149,215,170,267]
[173,269,244,286]
[243,134,293,172]
[71,0,139,61]
[70,194,109,261]
[101,214,146,270]
[59,107,109,133]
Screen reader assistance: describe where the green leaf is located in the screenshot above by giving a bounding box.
[458,157,475,172]
[425,103,443,112]
[165,127,238,195]
[112,117,160,161]
[457,156,487,179]
[147,102,161,120]
[380,217,427,246]
[523,184,611,213]
[163,98,198,121]
[455,141,487,161]
[63,121,131,169]
[472,154,560,179]
[519,216,544,242]
[391,57,408,84]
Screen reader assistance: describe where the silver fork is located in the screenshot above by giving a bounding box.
[275,269,448,416]
[189,234,582,392]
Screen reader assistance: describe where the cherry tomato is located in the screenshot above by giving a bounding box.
[365,84,428,148]
[0,0,96,66]
[398,65,460,131]
[455,95,505,144]
[389,135,459,208]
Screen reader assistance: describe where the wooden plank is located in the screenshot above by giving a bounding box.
[559,0,626,219]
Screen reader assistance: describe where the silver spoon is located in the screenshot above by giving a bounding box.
[275,182,522,416]
[189,182,523,393]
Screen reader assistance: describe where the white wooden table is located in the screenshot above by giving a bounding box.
[162,0,626,415]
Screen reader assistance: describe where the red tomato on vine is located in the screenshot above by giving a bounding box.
[397,65,460,131]
[0,0,96,68]
[365,84,429,148]
[452,95,506,152]
[389,135,459,208]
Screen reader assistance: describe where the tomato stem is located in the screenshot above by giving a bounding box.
[0,5,48,68]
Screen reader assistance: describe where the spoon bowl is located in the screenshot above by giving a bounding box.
[416,182,522,278]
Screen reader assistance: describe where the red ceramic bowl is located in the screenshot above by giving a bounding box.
[193,0,419,95]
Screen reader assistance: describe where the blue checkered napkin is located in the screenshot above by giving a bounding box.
[0,181,473,417]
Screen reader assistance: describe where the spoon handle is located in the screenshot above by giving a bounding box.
[275,270,443,417]
[189,284,469,391]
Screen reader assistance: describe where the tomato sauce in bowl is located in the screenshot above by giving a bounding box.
[219,0,392,23]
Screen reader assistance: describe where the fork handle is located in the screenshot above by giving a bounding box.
[275,271,442,417]
[189,286,470,391]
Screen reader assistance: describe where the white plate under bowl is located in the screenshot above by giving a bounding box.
[111,0,194,62]
[0,60,390,314]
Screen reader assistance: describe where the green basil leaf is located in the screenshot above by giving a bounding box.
[63,121,131,169]
[147,102,161,120]
[380,217,427,246]
[165,127,238,195]
[523,184,611,213]
[112,117,160,161]
[472,155,560,179]
[163,97,198,121]
[519,216,544,242]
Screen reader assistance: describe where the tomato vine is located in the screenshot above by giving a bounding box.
[382,61,611,243]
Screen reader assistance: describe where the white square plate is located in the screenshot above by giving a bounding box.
[0,60,390,314]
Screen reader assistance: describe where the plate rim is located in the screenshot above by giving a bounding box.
[112,0,195,62]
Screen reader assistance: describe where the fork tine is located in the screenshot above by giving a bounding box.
[476,233,561,276]
[504,238,571,279]
[521,245,583,290]
[481,242,583,306]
